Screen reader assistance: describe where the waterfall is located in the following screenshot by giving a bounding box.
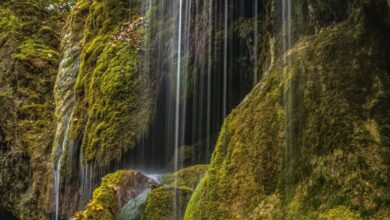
[282,0,293,164]
[253,0,259,85]
[144,173,163,184]
[52,14,82,217]
[50,0,262,218]
[206,0,213,160]
[280,0,295,198]
[79,160,94,210]
[223,0,228,118]
[54,110,73,220]
[175,0,184,174]
[130,0,256,171]
[282,0,292,52]
[174,1,184,219]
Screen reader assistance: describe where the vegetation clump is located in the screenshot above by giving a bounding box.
[141,186,193,220]
[0,0,67,218]
[186,3,390,219]
[73,170,152,220]
[70,0,154,167]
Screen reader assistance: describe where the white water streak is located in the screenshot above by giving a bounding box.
[54,110,74,220]
[282,0,293,165]
[223,0,228,118]
[206,0,213,159]
[174,0,184,219]
[254,0,258,85]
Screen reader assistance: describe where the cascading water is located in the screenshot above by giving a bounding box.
[282,0,293,166]
[279,0,296,200]
[52,11,82,218]
[282,0,292,52]
[175,0,184,174]
[128,0,256,171]
[223,0,228,118]
[206,0,213,160]
[54,110,73,220]
[253,0,259,85]
[174,1,185,218]
[53,0,260,218]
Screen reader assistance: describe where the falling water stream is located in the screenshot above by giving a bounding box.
[173,0,184,218]
[54,110,73,220]
[280,0,296,203]
[253,0,259,85]
[53,0,260,218]
[223,0,228,118]
[282,0,293,167]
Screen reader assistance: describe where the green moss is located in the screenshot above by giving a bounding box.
[318,206,362,220]
[14,39,59,66]
[0,8,21,38]
[141,186,193,220]
[74,170,147,220]
[249,194,284,219]
[0,0,66,218]
[70,0,154,166]
[186,5,390,220]
[161,165,208,190]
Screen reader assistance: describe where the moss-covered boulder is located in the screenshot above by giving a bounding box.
[317,206,362,220]
[69,0,154,168]
[73,170,154,220]
[186,3,390,219]
[134,165,208,220]
[141,186,193,220]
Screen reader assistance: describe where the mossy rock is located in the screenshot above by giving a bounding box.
[318,206,362,220]
[186,4,390,220]
[141,186,193,220]
[14,38,59,68]
[70,0,154,167]
[161,165,208,190]
[0,0,66,218]
[0,7,21,38]
[73,170,153,220]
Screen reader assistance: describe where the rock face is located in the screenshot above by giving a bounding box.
[52,0,155,217]
[185,1,390,219]
[1,0,390,219]
[73,170,154,220]
[117,189,150,220]
[75,165,208,220]
[51,2,89,217]
[0,0,67,219]
[69,0,154,168]
[139,165,208,220]
[142,186,193,220]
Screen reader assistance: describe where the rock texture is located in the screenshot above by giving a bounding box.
[0,0,67,218]
[1,0,389,219]
[185,1,390,219]
[69,0,154,167]
[73,170,154,220]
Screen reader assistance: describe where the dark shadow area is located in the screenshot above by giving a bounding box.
[0,210,18,220]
